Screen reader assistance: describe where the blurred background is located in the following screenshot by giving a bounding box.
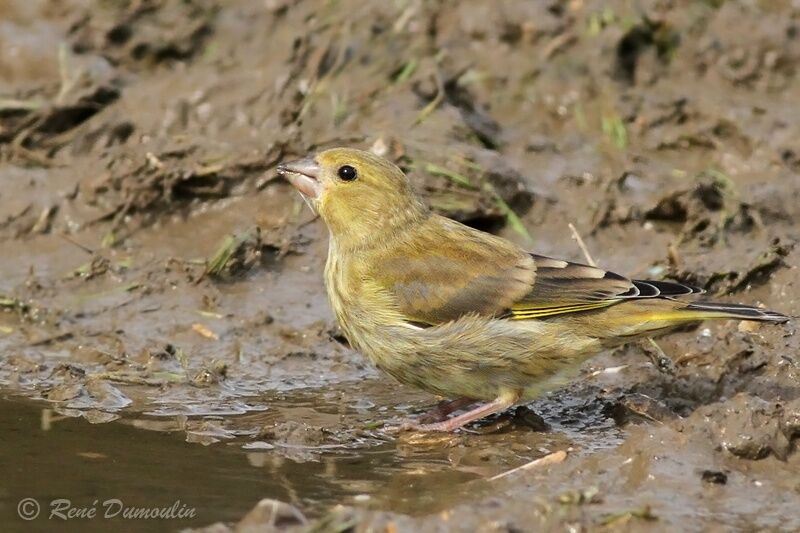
[1,1,799,531]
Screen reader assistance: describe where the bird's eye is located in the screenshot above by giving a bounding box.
[337,165,357,181]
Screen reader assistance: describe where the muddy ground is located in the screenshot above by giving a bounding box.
[1,0,799,531]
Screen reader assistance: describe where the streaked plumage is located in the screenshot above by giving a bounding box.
[278,148,788,432]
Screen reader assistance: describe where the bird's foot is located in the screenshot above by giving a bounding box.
[385,396,517,433]
[383,397,479,432]
[416,397,477,424]
[382,419,468,433]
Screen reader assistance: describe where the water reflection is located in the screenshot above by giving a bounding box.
[0,379,623,531]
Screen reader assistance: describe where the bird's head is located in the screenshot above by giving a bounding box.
[278,148,427,247]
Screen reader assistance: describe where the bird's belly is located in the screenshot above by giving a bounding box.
[338,311,603,401]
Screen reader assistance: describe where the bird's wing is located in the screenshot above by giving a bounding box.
[508,254,701,319]
[370,217,700,325]
[369,219,536,325]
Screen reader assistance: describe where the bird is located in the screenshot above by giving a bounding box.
[277,147,789,432]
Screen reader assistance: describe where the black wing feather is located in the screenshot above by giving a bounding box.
[509,254,703,319]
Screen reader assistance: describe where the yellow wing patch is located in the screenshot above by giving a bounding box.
[509,300,619,319]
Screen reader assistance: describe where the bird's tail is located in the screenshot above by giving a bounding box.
[682,301,789,323]
[597,299,790,345]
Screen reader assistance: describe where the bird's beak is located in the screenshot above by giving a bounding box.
[277,157,323,199]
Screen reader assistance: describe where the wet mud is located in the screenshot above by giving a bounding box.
[1,1,800,531]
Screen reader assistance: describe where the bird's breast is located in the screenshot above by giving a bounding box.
[324,245,371,351]
[323,243,408,362]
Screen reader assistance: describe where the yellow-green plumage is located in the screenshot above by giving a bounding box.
[278,148,789,431]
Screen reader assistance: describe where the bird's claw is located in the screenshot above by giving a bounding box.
[382,420,421,433]
[382,420,454,433]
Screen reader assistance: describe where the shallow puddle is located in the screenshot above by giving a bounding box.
[0,376,624,531]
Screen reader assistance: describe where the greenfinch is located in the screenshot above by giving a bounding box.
[278,148,788,432]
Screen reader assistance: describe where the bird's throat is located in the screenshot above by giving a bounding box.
[323,198,429,252]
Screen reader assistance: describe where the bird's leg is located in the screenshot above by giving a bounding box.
[416,397,477,424]
[385,398,475,431]
[408,395,518,432]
